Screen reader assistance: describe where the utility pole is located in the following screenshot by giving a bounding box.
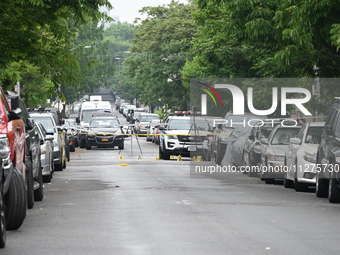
[313,65,321,121]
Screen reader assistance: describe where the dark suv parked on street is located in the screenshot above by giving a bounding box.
[9,96,44,208]
[316,97,340,203]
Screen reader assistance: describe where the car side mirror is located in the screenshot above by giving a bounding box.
[260,138,269,145]
[159,126,166,130]
[76,117,80,124]
[290,137,301,145]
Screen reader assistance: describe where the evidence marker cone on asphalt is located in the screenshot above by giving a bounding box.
[177,155,182,161]
[119,155,123,161]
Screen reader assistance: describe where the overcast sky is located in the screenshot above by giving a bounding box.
[109,0,188,23]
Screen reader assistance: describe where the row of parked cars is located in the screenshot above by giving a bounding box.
[206,98,340,204]
[0,89,70,248]
[114,96,160,135]
[141,97,340,204]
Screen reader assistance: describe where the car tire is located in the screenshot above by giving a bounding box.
[316,172,328,198]
[328,170,340,203]
[162,145,171,160]
[34,162,44,202]
[0,165,6,248]
[79,139,86,148]
[55,162,63,171]
[26,159,35,209]
[5,168,27,231]
[85,141,91,150]
[70,145,75,152]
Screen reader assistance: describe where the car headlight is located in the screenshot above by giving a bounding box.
[168,135,177,140]
[303,152,316,163]
[0,135,10,165]
[269,155,285,161]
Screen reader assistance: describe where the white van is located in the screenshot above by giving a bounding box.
[97,101,112,111]
[90,95,102,102]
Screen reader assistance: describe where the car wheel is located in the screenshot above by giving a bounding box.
[328,170,340,203]
[316,172,328,198]
[34,162,44,202]
[85,141,91,150]
[70,144,75,152]
[162,145,171,160]
[79,139,86,148]
[118,141,124,150]
[0,165,6,248]
[5,168,27,231]
[26,159,35,209]
[55,162,63,171]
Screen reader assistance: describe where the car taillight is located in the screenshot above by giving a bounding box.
[0,134,11,165]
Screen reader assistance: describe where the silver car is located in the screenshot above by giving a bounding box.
[36,122,54,182]
[259,124,302,184]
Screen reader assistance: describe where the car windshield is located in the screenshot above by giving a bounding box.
[90,119,119,127]
[168,119,191,130]
[258,124,275,139]
[168,118,210,131]
[305,126,323,144]
[141,115,159,122]
[82,110,95,122]
[33,117,55,133]
[271,128,300,145]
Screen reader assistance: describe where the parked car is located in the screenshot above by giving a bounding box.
[85,116,124,150]
[243,120,280,176]
[0,158,5,248]
[63,120,76,152]
[1,90,27,232]
[135,113,160,135]
[36,122,54,183]
[316,97,340,203]
[146,119,160,142]
[10,96,44,209]
[259,124,301,184]
[159,115,211,160]
[221,121,259,168]
[214,112,266,165]
[284,122,324,191]
[30,111,67,171]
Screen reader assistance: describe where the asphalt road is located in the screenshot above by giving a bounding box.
[3,99,340,255]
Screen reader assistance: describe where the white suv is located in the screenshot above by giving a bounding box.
[159,116,211,160]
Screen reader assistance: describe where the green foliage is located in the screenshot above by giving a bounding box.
[0,0,112,105]
[123,1,197,111]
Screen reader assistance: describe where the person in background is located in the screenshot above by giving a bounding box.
[296,111,306,125]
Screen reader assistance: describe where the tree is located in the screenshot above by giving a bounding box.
[0,0,113,100]
[123,1,197,112]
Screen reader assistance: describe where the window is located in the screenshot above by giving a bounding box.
[271,128,300,145]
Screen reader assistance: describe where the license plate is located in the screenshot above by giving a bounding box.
[102,138,109,141]
[188,146,197,152]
